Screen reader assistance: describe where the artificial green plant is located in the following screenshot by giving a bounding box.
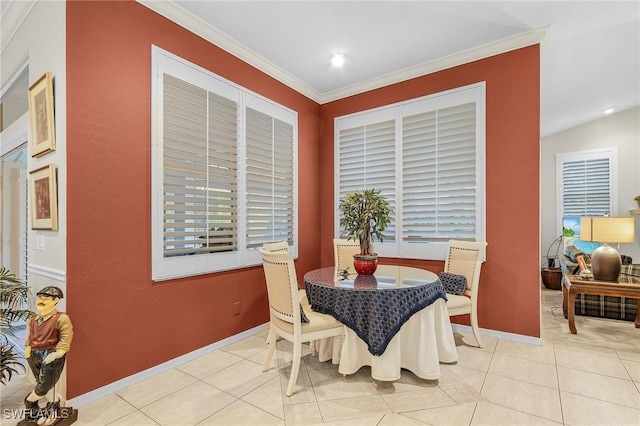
[338,189,392,256]
[0,267,33,384]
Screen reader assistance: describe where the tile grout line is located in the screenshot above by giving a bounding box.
[552,339,567,425]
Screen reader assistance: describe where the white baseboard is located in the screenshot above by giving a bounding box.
[451,323,542,346]
[68,323,269,407]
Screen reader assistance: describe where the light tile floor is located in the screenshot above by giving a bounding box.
[2,286,639,425]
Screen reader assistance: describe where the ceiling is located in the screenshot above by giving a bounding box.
[2,1,638,138]
[141,0,639,138]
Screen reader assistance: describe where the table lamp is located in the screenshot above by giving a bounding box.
[579,216,635,281]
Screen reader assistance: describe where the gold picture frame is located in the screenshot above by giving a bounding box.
[29,164,58,230]
[28,71,56,157]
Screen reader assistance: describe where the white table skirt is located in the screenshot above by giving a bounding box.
[311,298,458,381]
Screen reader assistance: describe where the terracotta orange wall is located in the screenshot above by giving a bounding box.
[319,46,541,338]
[66,0,539,398]
[66,0,321,397]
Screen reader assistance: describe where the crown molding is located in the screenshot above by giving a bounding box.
[4,1,548,105]
[319,26,550,103]
[0,0,37,56]
[137,0,322,102]
[139,1,549,105]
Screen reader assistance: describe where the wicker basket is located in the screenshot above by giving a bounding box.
[541,267,563,290]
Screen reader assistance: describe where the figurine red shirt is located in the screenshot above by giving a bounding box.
[27,311,73,352]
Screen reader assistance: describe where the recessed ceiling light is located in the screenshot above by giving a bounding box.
[330,53,345,68]
[603,107,615,115]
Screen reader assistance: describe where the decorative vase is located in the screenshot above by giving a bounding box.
[353,254,378,275]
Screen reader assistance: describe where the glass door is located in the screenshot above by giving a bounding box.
[1,144,28,281]
[1,144,29,357]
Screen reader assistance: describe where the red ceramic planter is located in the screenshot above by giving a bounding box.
[353,255,378,275]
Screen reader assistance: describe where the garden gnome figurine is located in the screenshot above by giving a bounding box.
[23,286,73,425]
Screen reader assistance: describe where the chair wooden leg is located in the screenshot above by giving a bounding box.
[471,324,482,348]
[286,341,302,396]
[470,311,482,348]
[262,327,276,372]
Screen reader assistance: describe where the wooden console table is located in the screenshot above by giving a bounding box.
[562,274,640,333]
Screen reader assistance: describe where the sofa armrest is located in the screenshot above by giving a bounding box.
[622,263,640,277]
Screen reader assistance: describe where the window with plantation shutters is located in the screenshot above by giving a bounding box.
[152,47,297,281]
[556,149,617,226]
[335,83,485,260]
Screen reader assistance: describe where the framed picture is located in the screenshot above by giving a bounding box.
[28,71,55,157]
[29,164,58,230]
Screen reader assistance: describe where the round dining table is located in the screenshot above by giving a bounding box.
[303,265,458,381]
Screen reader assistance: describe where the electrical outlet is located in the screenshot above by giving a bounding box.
[233,302,240,315]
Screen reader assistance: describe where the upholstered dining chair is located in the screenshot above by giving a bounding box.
[333,238,361,278]
[443,239,488,348]
[261,241,308,306]
[259,249,345,396]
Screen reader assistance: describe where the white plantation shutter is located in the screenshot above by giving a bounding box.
[246,108,295,248]
[337,120,397,242]
[402,102,476,242]
[162,75,238,257]
[338,126,365,195]
[562,158,611,216]
[335,83,485,260]
[557,150,616,225]
[152,47,297,280]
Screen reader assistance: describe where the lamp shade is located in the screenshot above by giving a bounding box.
[579,217,634,243]
[579,216,635,281]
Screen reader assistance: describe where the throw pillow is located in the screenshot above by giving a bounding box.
[439,272,467,295]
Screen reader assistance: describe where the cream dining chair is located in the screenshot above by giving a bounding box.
[259,249,344,396]
[443,239,488,348]
[333,238,361,278]
[262,241,308,306]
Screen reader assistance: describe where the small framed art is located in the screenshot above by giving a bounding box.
[28,71,56,157]
[29,164,58,230]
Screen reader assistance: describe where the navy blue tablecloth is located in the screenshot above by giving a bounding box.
[304,267,447,356]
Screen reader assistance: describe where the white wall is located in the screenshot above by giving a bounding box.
[0,0,67,307]
[541,106,640,264]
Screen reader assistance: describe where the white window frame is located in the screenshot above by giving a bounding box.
[151,46,298,281]
[334,83,486,261]
[555,148,618,234]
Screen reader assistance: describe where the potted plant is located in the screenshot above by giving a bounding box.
[634,195,640,209]
[338,189,392,274]
[0,267,33,384]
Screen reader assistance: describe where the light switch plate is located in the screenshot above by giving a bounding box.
[36,235,45,250]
